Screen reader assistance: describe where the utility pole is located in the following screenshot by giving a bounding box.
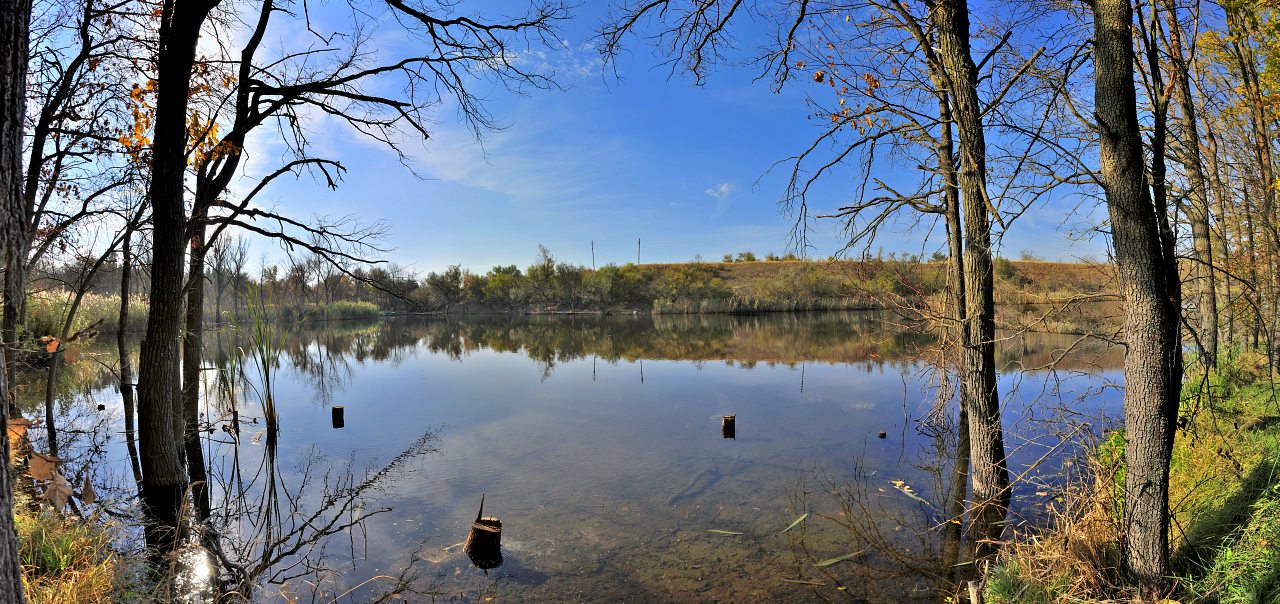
[637,238,641,265]
[591,240,596,270]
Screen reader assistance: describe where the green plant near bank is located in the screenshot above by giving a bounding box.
[15,498,119,603]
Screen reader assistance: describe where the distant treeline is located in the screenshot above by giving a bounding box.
[22,246,1116,336]
[401,247,1116,315]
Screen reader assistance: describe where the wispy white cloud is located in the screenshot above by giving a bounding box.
[705,182,734,219]
[704,182,734,200]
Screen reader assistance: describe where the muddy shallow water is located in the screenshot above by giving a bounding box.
[32,311,1124,602]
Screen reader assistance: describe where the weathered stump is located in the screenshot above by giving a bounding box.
[331,405,344,429]
[722,414,736,439]
[465,517,502,550]
[465,495,503,569]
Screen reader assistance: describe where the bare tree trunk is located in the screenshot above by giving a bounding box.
[937,92,972,576]
[1162,0,1217,365]
[1203,118,1235,348]
[119,227,142,488]
[2,266,20,417]
[138,0,215,552]
[931,0,1010,559]
[1093,0,1184,591]
[0,0,32,599]
[1245,195,1261,350]
[183,217,211,521]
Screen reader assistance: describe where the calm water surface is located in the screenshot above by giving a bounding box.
[40,312,1125,602]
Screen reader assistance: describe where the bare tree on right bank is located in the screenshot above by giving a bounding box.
[1090,0,1184,591]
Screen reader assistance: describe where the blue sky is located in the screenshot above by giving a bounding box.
[238,1,1109,275]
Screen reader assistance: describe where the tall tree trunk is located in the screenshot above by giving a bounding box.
[2,267,20,417]
[183,217,211,521]
[138,0,213,552]
[119,227,142,488]
[1245,194,1261,350]
[1202,118,1235,348]
[1093,0,1184,591]
[931,0,1010,559]
[937,91,972,577]
[0,0,33,599]
[1162,0,1217,365]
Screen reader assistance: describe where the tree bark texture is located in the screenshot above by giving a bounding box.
[1093,0,1184,590]
[936,87,974,575]
[119,227,143,488]
[138,0,215,551]
[183,217,211,521]
[0,0,33,600]
[930,0,1010,559]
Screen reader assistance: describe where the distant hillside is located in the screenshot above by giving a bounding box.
[636,259,1118,306]
[630,259,1120,334]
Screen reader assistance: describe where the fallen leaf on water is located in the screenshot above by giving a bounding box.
[80,473,96,505]
[250,431,264,445]
[28,452,60,481]
[815,550,864,567]
[890,479,931,507]
[781,512,809,534]
[44,472,73,510]
[706,529,744,535]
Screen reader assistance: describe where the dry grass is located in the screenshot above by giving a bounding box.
[16,504,119,604]
[985,449,1127,603]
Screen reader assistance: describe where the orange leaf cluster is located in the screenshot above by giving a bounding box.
[118,80,157,164]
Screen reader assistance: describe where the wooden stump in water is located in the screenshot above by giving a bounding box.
[331,405,344,429]
[465,517,502,550]
[722,414,736,439]
[465,495,503,569]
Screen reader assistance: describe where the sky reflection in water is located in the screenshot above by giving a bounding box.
[50,312,1125,601]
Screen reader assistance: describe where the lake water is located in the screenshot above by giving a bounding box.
[32,311,1125,602]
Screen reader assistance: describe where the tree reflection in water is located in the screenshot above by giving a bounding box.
[175,324,444,602]
[22,310,1120,601]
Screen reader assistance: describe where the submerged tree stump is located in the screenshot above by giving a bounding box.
[465,495,503,569]
[722,414,736,439]
[331,405,344,429]
[465,517,502,550]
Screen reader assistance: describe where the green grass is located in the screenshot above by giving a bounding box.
[16,502,119,603]
[985,561,1070,604]
[1181,472,1280,603]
